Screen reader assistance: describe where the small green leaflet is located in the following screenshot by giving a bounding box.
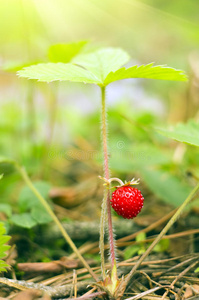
[0,204,12,218]
[140,168,192,207]
[104,63,187,85]
[48,40,88,63]
[124,245,140,260]
[195,267,199,273]
[110,144,170,172]
[18,181,51,211]
[30,206,52,225]
[72,47,130,82]
[153,239,170,253]
[0,156,16,165]
[136,232,146,242]
[10,213,37,229]
[17,181,53,228]
[17,47,187,86]
[157,120,199,147]
[0,223,10,273]
[3,41,88,72]
[18,63,100,84]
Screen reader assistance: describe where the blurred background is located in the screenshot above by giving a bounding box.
[0,0,199,227]
[1,0,199,64]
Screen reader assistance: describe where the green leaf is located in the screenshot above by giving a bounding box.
[153,239,170,253]
[110,144,170,172]
[11,213,37,228]
[124,244,140,260]
[136,232,147,255]
[104,63,187,85]
[140,168,192,207]
[136,232,146,242]
[194,267,199,273]
[18,181,51,211]
[31,206,52,224]
[72,47,130,82]
[0,174,3,180]
[0,223,10,273]
[17,63,100,84]
[0,204,12,218]
[48,40,88,63]
[18,181,53,226]
[124,232,147,259]
[157,120,199,147]
[0,236,10,247]
[17,47,187,86]
[0,260,10,272]
[17,47,129,85]
[0,224,6,236]
[0,156,16,165]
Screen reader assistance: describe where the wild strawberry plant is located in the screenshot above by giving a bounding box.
[15,44,191,298]
[1,43,198,299]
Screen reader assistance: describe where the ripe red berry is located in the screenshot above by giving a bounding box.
[110,186,144,219]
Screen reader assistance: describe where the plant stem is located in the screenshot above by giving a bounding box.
[119,181,199,293]
[101,87,109,181]
[99,188,108,279]
[100,86,116,273]
[14,163,98,282]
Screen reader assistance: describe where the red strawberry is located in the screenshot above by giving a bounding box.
[110,186,144,219]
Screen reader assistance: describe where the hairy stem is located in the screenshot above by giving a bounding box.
[15,163,98,282]
[100,86,116,273]
[119,181,199,293]
[101,87,109,181]
[99,188,108,279]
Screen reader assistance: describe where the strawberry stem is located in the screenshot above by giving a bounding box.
[101,86,110,181]
[99,188,107,279]
[100,86,117,277]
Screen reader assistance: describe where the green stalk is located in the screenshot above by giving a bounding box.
[14,163,98,282]
[99,188,108,279]
[119,181,199,294]
[100,86,116,276]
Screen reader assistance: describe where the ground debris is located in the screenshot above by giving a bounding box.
[1,253,199,299]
